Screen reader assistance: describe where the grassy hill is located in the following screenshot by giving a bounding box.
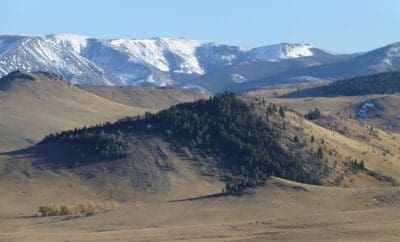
[37,93,320,193]
[0,71,206,152]
[0,71,150,152]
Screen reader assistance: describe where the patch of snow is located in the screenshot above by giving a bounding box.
[221,54,236,62]
[282,43,314,58]
[388,45,400,58]
[108,38,170,72]
[231,73,248,83]
[160,37,204,74]
[358,101,375,118]
[48,34,88,54]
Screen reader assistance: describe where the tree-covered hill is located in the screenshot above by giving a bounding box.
[38,93,319,192]
[283,71,400,97]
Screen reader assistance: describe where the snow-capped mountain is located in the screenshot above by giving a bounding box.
[0,34,118,85]
[0,34,339,90]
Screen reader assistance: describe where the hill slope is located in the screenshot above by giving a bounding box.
[36,93,319,193]
[246,89,400,186]
[0,71,209,152]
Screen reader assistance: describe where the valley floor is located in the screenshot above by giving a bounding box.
[1,177,400,242]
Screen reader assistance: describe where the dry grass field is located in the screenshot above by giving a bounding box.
[0,174,399,241]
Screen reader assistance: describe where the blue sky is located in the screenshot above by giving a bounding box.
[1,0,399,53]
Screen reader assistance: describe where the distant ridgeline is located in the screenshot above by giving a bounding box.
[39,92,319,192]
[283,71,400,97]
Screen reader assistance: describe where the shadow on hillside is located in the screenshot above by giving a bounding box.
[168,189,252,203]
[0,147,36,159]
[168,192,227,202]
[0,144,112,170]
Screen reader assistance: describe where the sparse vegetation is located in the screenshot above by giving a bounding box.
[366,170,399,187]
[344,159,399,186]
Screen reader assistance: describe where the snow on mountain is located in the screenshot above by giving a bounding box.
[246,43,317,60]
[49,34,89,54]
[106,37,204,74]
[0,34,342,90]
[0,35,116,85]
[382,42,400,67]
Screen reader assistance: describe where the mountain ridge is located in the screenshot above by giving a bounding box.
[2,34,400,93]
[0,34,340,90]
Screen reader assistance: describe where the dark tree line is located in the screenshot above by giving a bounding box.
[40,126,128,158]
[284,71,400,97]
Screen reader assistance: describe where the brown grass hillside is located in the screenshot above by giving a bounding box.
[245,88,400,188]
[0,72,207,152]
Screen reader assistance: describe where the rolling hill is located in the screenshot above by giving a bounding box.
[0,71,206,152]
[1,89,400,241]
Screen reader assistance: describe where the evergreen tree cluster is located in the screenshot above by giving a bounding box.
[146,92,318,191]
[304,108,322,120]
[40,127,127,158]
[322,71,400,96]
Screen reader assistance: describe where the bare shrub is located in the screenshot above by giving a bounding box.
[38,201,119,217]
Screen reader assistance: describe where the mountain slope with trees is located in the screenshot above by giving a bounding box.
[283,71,400,97]
[38,93,319,192]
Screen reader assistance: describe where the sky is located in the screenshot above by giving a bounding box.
[1,0,399,53]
